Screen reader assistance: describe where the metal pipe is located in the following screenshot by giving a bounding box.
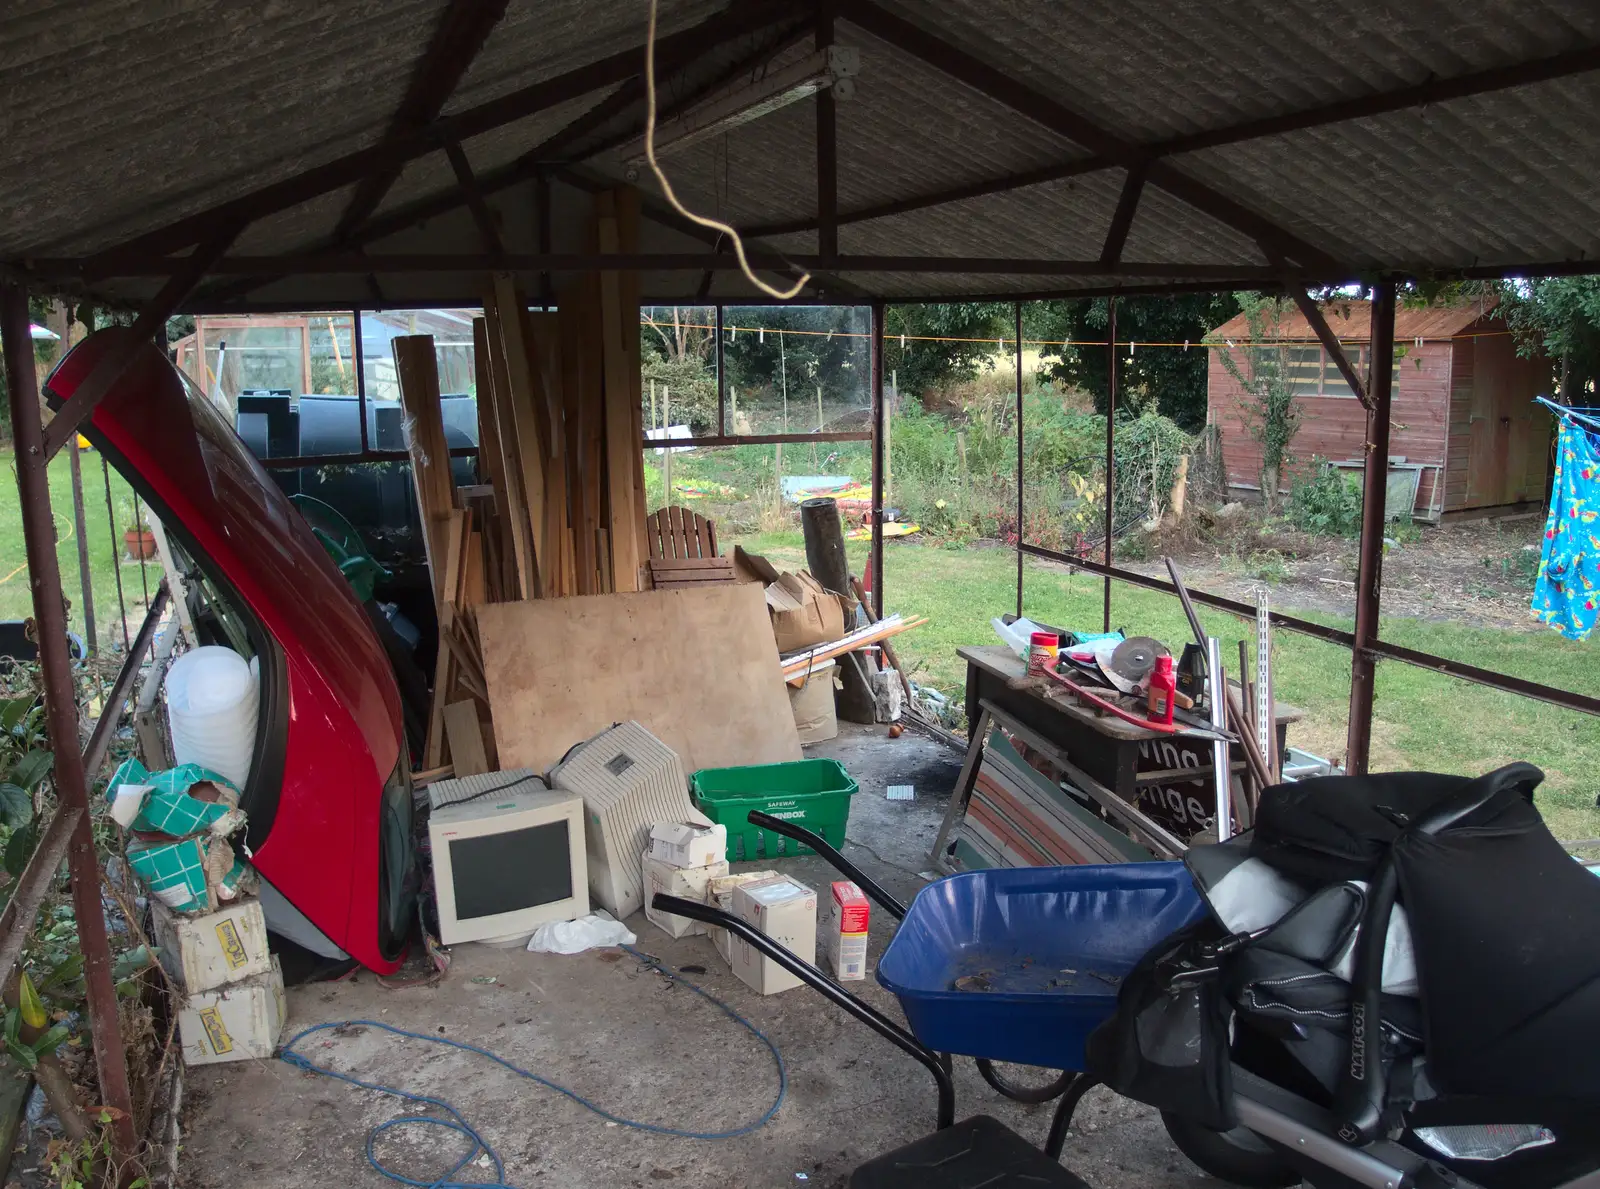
[1014,301,1024,618]
[870,300,885,618]
[66,434,97,652]
[101,455,131,651]
[1346,281,1396,775]
[653,893,955,1130]
[82,584,169,782]
[1103,297,1117,632]
[745,811,906,920]
[1044,1075,1098,1159]
[0,284,139,1164]
[715,305,727,438]
[354,309,369,456]
[0,807,83,990]
[1208,637,1233,841]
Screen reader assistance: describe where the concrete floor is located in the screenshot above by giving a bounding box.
[180,725,1212,1189]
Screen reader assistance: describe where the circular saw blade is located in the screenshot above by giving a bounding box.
[1100,636,1168,694]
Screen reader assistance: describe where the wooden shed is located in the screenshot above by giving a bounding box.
[1207,301,1553,518]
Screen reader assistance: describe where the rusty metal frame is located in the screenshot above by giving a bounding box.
[82,584,170,782]
[0,283,138,1164]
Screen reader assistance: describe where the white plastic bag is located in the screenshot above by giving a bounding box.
[527,910,636,955]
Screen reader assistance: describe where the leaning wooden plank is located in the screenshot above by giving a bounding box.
[471,318,510,530]
[477,584,801,774]
[481,300,532,599]
[442,701,490,777]
[486,278,546,596]
[391,335,454,602]
[615,186,650,566]
[596,196,641,592]
[527,311,574,597]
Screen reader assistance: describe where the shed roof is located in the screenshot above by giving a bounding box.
[4,0,1600,309]
[1209,300,1499,343]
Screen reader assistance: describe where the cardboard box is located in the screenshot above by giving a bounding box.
[787,660,839,744]
[823,881,870,980]
[766,571,853,653]
[731,875,817,995]
[178,955,287,1066]
[649,822,727,869]
[705,870,779,964]
[642,852,729,939]
[151,896,272,993]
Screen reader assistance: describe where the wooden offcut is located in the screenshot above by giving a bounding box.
[391,335,454,599]
[442,701,490,777]
[476,584,802,774]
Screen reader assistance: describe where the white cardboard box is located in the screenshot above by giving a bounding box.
[642,852,729,939]
[705,871,778,965]
[178,955,287,1066]
[731,875,817,995]
[823,881,870,980]
[151,896,272,993]
[649,822,727,869]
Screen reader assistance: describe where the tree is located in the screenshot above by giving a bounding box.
[1031,292,1241,429]
[1216,293,1301,510]
[883,302,1011,401]
[640,306,717,433]
[1495,277,1600,402]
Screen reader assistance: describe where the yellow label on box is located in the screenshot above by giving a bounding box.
[215,919,249,970]
[198,1006,233,1054]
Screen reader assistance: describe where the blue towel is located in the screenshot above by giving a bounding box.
[1533,418,1600,641]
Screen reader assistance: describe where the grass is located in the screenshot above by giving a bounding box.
[727,533,1600,845]
[0,446,162,650]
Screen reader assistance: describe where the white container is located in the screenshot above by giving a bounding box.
[165,646,258,791]
[641,852,729,939]
[151,896,272,993]
[649,822,726,869]
[731,876,817,995]
[178,955,286,1066]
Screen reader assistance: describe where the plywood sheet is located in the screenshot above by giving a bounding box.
[477,584,802,775]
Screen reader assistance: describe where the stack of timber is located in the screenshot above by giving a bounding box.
[392,187,651,771]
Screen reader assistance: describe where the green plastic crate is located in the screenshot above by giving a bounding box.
[690,759,859,860]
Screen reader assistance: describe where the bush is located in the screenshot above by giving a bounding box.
[1288,460,1363,537]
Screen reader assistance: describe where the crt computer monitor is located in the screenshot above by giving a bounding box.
[428,786,589,945]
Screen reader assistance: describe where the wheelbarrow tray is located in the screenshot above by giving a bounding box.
[876,862,1205,1070]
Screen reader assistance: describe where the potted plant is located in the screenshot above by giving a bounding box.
[122,523,156,560]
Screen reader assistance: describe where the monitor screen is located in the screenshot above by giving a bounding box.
[449,821,573,921]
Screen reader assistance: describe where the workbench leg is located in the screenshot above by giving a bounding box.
[928,707,991,872]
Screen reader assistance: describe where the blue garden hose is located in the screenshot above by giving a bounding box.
[278,946,787,1189]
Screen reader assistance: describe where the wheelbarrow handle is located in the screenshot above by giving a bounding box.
[652,893,953,1131]
[744,811,909,921]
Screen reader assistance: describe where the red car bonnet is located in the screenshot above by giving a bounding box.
[49,328,405,972]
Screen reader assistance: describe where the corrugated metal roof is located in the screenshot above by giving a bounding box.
[4,0,1600,305]
[1209,299,1499,342]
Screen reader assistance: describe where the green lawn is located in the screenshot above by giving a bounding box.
[731,532,1600,846]
[0,446,163,651]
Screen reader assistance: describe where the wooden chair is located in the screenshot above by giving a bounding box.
[645,506,735,590]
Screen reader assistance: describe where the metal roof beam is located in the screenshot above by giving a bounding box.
[443,140,506,257]
[46,252,1288,279]
[333,0,512,242]
[79,1,793,274]
[1098,164,1148,268]
[1288,284,1374,411]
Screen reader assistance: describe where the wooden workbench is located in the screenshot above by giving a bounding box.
[931,645,1300,868]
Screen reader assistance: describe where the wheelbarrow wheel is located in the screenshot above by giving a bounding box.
[974,1058,1076,1104]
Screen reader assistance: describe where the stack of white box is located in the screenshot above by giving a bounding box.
[642,822,729,939]
[150,897,286,1066]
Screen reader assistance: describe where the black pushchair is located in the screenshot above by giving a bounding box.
[1090,761,1600,1189]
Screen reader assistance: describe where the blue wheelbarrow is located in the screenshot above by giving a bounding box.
[656,810,1206,1146]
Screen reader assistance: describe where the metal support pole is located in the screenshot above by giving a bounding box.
[1014,301,1024,618]
[870,300,885,618]
[354,309,369,455]
[1346,280,1397,775]
[715,306,727,437]
[67,436,97,653]
[0,284,138,1164]
[102,456,130,652]
[1103,297,1118,632]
